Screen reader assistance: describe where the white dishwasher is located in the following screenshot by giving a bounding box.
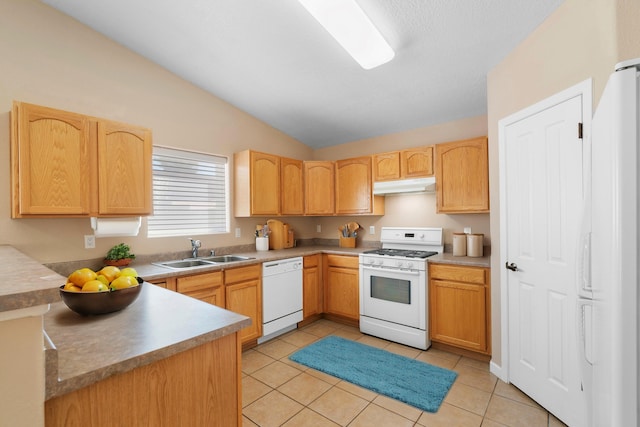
[258,257,303,344]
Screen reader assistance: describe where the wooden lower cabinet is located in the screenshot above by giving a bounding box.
[225,265,262,344]
[45,333,241,426]
[429,263,490,354]
[323,254,359,322]
[176,271,225,308]
[303,254,322,320]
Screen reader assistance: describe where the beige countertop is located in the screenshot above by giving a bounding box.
[43,283,250,400]
[132,244,491,281]
[0,245,65,312]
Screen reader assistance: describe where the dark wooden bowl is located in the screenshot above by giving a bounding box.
[59,278,143,315]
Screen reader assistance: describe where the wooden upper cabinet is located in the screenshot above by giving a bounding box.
[11,101,152,218]
[373,146,433,182]
[435,137,489,214]
[234,150,280,217]
[335,156,384,215]
[280,157,304,215]
[372,152,401,181]
[402,146,433,178]
[97,120,152,215]
[304,161,335,215]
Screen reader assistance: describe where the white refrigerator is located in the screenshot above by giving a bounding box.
[581,57,639,426]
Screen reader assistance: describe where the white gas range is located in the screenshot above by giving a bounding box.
[359,227,443,350]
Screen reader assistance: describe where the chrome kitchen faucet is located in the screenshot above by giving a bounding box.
[189,238,201,258]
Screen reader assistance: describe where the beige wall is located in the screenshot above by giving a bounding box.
[487,0,640,369]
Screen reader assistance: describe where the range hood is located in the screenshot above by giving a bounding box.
[373,177,436,195]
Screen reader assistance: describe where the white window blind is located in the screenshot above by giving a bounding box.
[148,146,229,238]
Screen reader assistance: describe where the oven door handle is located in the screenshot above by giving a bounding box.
[361,265,422,276]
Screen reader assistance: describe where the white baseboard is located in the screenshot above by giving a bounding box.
[490,360,508,382]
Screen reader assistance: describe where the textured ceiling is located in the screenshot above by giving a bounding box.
[41,0,564,149]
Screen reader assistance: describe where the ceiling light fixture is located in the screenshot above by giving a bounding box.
[297,0,395,70]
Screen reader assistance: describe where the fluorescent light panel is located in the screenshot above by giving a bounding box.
[298,0,395,70]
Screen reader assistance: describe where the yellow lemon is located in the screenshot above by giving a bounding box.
[82,280,109,292]
[63,282,82,292]
[119,267,138,277]
[97,266,121,282]
[109,275,137,290]
[68,268,97,287]
[96,275,109,286]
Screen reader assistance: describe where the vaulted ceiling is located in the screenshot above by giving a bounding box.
[41,0,565,148]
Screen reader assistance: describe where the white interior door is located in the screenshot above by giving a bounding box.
[503,94,587,427]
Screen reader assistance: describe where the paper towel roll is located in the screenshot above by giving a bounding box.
[91,217,141,237]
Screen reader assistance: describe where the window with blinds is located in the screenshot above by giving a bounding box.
[148,146,229,238]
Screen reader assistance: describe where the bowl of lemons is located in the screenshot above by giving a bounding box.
[59,266,143,315]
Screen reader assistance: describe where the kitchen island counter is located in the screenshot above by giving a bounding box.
[44,282,250,400]
[0,245,64,312]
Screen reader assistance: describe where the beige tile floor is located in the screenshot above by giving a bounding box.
[242,319,568,427]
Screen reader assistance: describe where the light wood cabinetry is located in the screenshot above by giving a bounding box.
[402,146,434,178]
[45,333,241,427]
[97,120,153,215]
[435,137,489,213]
[303,254,322,321]
[304,161,335,215]
[429,263,490,354]
[234,150,280,217]
[10,101,152,218]
[372,146,433,182]
[148,277,177,292]
[335,156,384,215]
[176,271,225,308]
[225,264,262,344]
[281,157,304,215]
[323,254,359,322]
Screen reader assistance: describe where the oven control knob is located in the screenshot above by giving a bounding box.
[367,258,375,265]
[396,260,404,268]
[376,259,384,265]
[406,261,414,269]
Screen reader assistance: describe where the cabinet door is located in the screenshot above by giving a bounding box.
[304,161,335,215]
[11,102,93,217]
[226,279,262,343]
[429,279,487,352]
[335,156,373,215]
[281,157,304,215]
[303,255,322,319]
[97,120,153,215]
[402,146,433,177]
[225,265,262,343]
[250,151,280,216]
[372,152,401,182]
[435,137,489,213]
[323,255,359,320]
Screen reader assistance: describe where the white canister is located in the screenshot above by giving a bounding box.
[256,237,269,251]
[466,234,484,257]
[452,233,467,256]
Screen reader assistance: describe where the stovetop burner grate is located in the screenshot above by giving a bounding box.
[362,248,439,259]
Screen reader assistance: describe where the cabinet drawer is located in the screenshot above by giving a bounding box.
[176,271,223,293]
[224,264,261,284]
[325,254,358,269]
[429,264,486,285]
[304,254,320,268]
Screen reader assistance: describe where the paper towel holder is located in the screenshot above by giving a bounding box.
[91,217,142,237]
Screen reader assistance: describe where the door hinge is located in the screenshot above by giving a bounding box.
[578,122,583,139]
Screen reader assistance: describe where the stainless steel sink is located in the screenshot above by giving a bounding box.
[153,255,254,270]
[153,259,216,269]
[199,255,254,263]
